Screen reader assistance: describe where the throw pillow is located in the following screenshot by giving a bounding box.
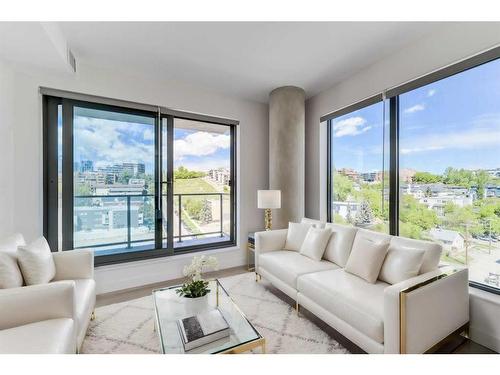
[0,233,26,289]
[301,218,326,229]
[299,227,333,261]
[17,237,56,285]
[379,245,425,284]
[345,236,390,283]
[284,222,312,251]
[0,253,24,289]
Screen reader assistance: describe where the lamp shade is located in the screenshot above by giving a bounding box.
[257,190,281,209]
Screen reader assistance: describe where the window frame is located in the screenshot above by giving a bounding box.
[325,45,500,295]
[43,93,238,266]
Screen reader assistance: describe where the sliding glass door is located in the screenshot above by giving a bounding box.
[44,97,236,265]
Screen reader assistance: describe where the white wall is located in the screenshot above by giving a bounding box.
[305,22,500,221]
[0,61,16,238]
[4,61,268,294]
[304,22,500,352]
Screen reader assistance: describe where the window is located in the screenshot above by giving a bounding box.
[326,47,500,293]
[327,100,389,233]
[43,95,237,265]
[399,58,500,291]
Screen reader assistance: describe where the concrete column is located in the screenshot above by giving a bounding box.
[269,86,305,228]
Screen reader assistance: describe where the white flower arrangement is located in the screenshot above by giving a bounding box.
[177,255,219,298]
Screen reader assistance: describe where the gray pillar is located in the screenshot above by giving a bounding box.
[269,86,305,228]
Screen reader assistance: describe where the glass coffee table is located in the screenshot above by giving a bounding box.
[152,279,265,354]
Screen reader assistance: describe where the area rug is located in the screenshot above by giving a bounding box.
[81,272,349,354]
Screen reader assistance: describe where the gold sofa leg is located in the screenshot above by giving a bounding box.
[296,301,300,316]
[90,310,96,321]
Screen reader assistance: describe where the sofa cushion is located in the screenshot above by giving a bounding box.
[0,318,75,354]
[389,236,442,274]
[301,217,325,229]
[17,237,56,285]
[259,251,338,289]
[323,223,358,266]
[345,236,390,283]
[297,269,388,344]
[0,253,24,289]
[379,245,425,284]
[299,227,332,261]
[0,233,27,289]
[284,222,313,251]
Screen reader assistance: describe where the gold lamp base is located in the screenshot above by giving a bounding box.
[264,209,272,231]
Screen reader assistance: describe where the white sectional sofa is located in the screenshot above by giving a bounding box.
[0,234,95,354]
[255,219,469,354]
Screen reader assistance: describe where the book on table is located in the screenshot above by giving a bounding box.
[177,309,230,351]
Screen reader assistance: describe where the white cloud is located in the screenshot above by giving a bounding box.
[403,104,425,114]
[174,131,230,161]
[427,89,436,97]
[400,116,500,155]
[143,128,154,141]
[332,116,372,137]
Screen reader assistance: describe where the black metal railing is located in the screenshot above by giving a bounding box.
[73,192,229,249]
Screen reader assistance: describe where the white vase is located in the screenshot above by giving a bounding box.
[182,293,210,315]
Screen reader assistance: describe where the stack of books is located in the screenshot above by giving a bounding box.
[177,309,230,351]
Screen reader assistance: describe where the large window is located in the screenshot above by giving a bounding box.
[327,100,389,233]
[326,48,500,293]
[44,95,237,265]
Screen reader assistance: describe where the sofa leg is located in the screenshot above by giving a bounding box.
[255,273,261,282]
[296,301,300,316]
[90,310,96,321]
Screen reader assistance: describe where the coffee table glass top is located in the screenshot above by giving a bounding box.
[152,279,262,354]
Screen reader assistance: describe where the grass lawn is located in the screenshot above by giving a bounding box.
[174,178,219,194]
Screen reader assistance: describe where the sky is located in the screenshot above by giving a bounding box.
[65,113,230,174]
[331,57,500,175]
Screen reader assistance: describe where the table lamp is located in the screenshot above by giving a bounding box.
[257,190,281,231]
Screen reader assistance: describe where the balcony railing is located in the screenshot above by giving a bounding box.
[73,192,229,251]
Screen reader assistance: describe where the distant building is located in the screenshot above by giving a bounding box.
[429,228,465,250]
[123,162,145,176]
[400,168,416,183]
[332,201,360,221]
[95,183,145,196]
[74,205,142,231]
[359,171,383,183]
[337,168,359,181]
[80,160,94,173]
[208,168,230,186]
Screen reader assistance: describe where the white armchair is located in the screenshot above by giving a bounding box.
[0,281,76,353]
[0,248,95,354]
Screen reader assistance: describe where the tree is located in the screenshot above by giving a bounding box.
[399,194,438,235]
[355,200,374,227]
[174,166,206,179]
[199,199,213,224]
[75,183,92,197]
[474,170,489,199]
[332,171,355,201]
[413,171,441,184]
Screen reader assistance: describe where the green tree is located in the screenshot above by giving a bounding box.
[75,183,92,196]
[399,195,438,235]
[174,166,206,179]
[332,171,355,201]
[474,170,489,199]
[413,171,441,184]
[355,200,374,227]
[199,199,213,224]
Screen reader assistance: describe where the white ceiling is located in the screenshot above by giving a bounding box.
[0,22,445,102]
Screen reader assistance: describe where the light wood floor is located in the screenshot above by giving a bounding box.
[96,266,496,354]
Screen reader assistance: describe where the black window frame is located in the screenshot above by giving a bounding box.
[325,46,500,295]
[43,94,238,266]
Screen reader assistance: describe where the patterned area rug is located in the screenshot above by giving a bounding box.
[81,272,349,354]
